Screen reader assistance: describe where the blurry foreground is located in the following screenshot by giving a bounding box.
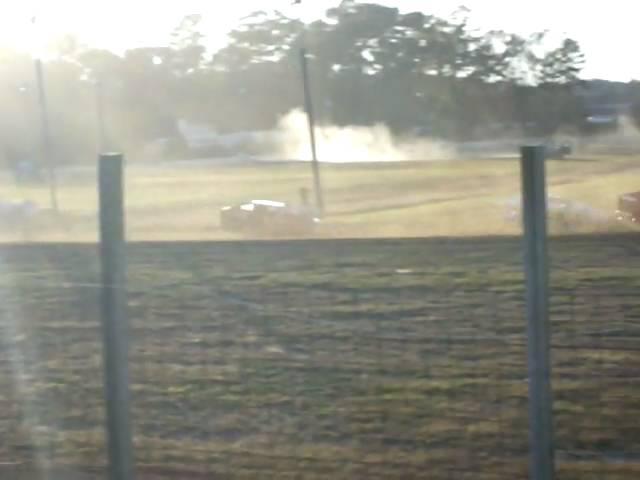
[1,237,639,479]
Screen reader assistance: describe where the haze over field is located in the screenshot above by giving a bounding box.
[0,0,639,242]
[1,4,640,480]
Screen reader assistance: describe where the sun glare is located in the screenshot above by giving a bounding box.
[0,0,636,79]
[0,0,325,55]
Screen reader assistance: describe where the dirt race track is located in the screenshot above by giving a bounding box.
[0,235,639,479]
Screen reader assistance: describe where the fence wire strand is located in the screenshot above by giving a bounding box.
[0,237,639,479]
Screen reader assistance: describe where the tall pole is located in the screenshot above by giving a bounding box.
[96,79,108,152]
[35,58,59,211]
[99,153,135,480]
[520,145,555,480]
[300,47,324,215]
[294,0,324,215]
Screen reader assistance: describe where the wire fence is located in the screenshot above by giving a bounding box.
[551,290,640,479]
[0,238,638,479]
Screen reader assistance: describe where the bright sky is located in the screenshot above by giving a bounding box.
[0,0,637,80]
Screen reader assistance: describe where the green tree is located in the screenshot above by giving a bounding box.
[538,38,585,85]
[170,14,207,76]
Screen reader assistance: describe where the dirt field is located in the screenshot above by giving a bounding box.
[0,235,639,479]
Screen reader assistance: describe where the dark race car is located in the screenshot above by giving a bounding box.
[545,142,572,159]
[616,191,640,224]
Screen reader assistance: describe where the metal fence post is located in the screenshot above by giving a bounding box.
[520,145,555,480]
[99,153,134,480]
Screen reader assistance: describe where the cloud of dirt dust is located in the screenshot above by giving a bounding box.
[276,109,454,162]
[555,115,640,156]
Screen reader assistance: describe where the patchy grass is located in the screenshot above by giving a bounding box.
[0,235,639,478]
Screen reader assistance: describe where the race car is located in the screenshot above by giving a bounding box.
[616,191,640,224]
[220,199,320,236]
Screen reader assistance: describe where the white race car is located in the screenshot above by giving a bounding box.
[220,199,320,236]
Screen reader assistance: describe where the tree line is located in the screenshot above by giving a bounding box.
[0,1,608,164]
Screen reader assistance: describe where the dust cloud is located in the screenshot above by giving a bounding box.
[550,115,640,156]
[276,109,454,163]
[576,116,640,155]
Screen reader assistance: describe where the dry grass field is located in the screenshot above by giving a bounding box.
[0,154,638,242]
[0,155,639,478]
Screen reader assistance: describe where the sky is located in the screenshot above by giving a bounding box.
[0,0,638,80]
